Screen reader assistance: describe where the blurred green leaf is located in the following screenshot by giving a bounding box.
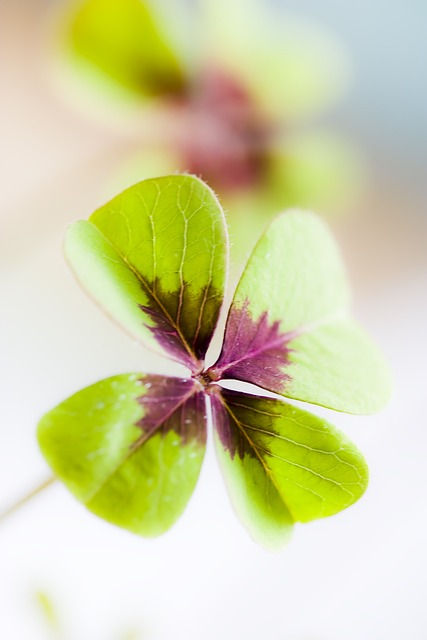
[66,0,186,98]
[267,130,365,213]
[201,0,350,120]
[35,591,60,635]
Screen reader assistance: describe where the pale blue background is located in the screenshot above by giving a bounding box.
[275,0,427,176]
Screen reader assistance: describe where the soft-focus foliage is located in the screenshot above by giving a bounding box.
[35,591,59,634]
[68,0,185,97]
[54,0,363,258]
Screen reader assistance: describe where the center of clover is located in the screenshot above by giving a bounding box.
[192,366,222,392]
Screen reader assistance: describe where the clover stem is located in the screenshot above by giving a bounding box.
[0,476,56,524]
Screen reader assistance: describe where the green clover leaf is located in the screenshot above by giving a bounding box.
[64,175,228,368]
[212,210,390,414]
[37,175,391,549]
[66,0,186,98]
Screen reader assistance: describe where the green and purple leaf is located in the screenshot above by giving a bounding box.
[37,374,207,536]
[213,211,391,414]
[65,175,228,370]
[65,0,186,98]
[37,174,390,546]
[209,299,293,392]
[212,389,368,550]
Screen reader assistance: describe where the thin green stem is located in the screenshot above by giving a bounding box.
[0,476,56,524]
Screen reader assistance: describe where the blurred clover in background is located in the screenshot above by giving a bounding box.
[51,0,364,255]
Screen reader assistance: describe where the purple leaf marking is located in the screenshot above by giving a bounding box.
[209,300,295,392]
[210,393,248,459]
[139,303,198,370]
[139,279,222,371]
[211,389,269,460]
[135,375,206,446]
[164,390,207,445]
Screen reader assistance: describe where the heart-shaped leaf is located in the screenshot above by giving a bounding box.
[212,389,368,550]
[65,175,228,369]
[213,211,391,413]
[65,0,186,98]
[38,374,207,536]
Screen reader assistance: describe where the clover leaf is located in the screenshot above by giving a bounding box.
[66,0,186,97]
[37,175,391,549]
[64,175,227,368]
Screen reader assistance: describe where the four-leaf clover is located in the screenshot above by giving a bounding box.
[38,175,390,549]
